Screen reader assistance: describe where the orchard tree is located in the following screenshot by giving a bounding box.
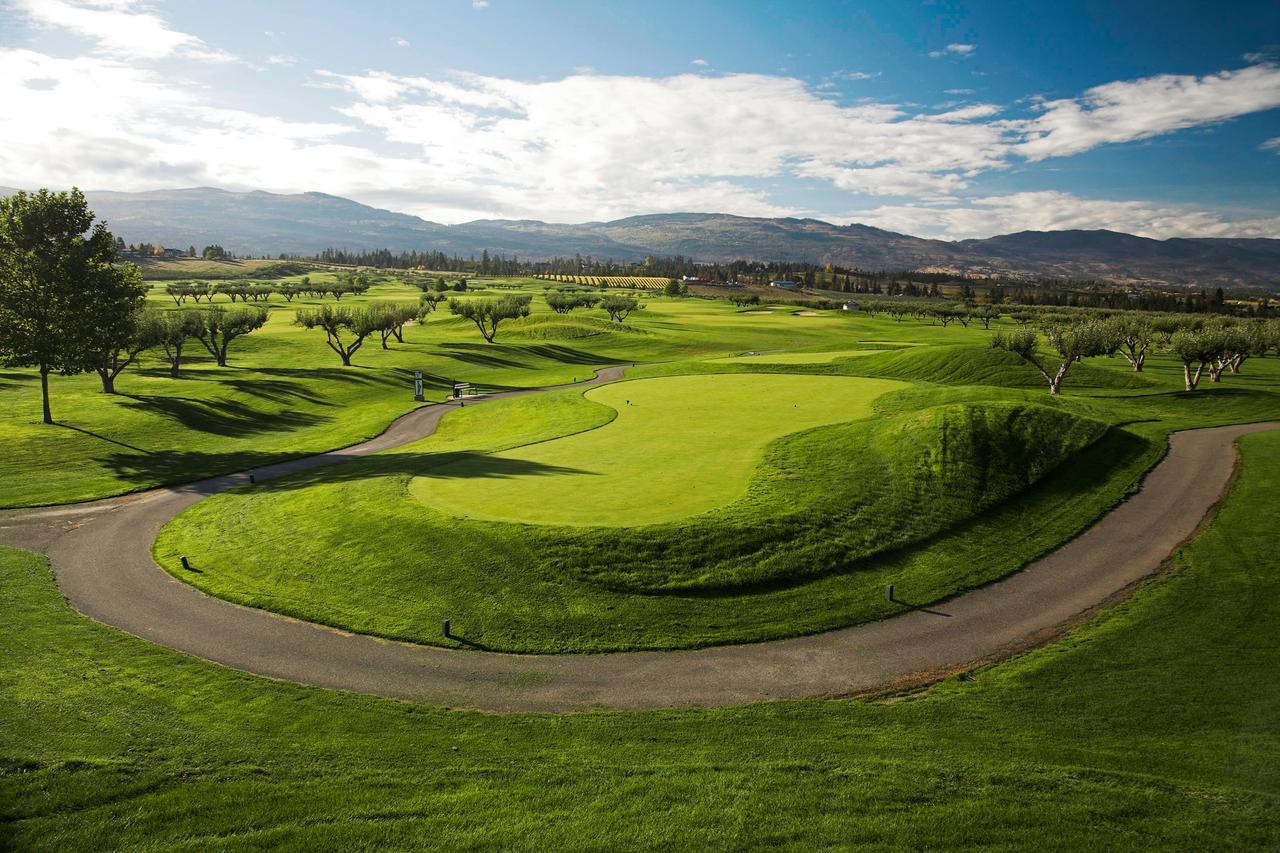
[991,321,1116,395]
[419,291,446,316]
[974,306,1001,330]
[664,279,688,297]
[91,307,159,393]
[1169,328,1229,391]
[194,305,268,366]
[294,305,380,365]
[1150,314,1186,345]
[449,295,531,342]
[149,309,205,377]
[1217,320,1272,376]
[370,302,418,348]
[0,188,145,423]
[1108,315,1154,371]
[546,292,599,313]
[600,293,642,324]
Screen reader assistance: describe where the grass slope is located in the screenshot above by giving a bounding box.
[155,369,1168,652]
[0,287,918,507]
[6,431,1280,848]
[413,374,905,526]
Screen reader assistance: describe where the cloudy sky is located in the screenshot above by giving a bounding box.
[2,0,1279,239]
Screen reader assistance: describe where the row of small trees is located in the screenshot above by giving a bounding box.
[992,315,1280,395]
[165,275,372,305]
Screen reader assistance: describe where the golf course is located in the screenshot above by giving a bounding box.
[3,262,1280,845]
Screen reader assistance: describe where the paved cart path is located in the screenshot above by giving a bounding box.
[3,368,1274,712]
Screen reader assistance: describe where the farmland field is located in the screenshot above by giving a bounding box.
[536,273,673,289]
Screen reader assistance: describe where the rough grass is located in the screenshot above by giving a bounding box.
[5,431,1280,848]
[413,373,906,526]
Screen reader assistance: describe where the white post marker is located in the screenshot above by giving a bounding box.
[413,370,424,402]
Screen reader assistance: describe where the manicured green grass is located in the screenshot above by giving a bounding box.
[414,374,905,526]
[0,286,944,507]
[6,430,1280,848]
[156,361,1235,652]
[707,348,883,363]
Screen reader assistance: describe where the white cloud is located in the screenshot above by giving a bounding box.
[471,0,488,8]
[319,69,1012,216]
[393,37,410,47]
[9,0,235,62]
[265,55,297,66]
[690,58,709,67]
[920,103,1001,122]
[845,191,1280,240]
[929,43,976,59]
[4,33,1280,232]
[1014,64,1280,160]
[834,70,880,81]
[944,88,975,95]
[1260,136,1280,152]
[0,49,362,196]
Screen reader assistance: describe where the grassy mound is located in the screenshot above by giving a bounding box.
[564,401,1109,592]
[845,344,1151,390]
[156,389,1136,652]
[505,315,647,340]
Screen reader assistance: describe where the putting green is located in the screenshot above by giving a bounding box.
[410,373,906,526]
[709,349,883,364]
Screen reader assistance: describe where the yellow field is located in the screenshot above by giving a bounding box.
[537,274,670,290]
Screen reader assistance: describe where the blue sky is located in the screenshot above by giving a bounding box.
[2,0,1279,238]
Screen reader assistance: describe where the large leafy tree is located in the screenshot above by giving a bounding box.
[0,188,145,423]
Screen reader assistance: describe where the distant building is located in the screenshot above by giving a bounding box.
[841,301,858,311]
[769,279,798,288]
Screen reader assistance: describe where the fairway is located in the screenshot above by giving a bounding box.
[411,373,906,526]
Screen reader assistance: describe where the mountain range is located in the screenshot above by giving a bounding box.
[4,186,1278,289]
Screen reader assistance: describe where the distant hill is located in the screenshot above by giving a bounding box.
[2,186,1277,288]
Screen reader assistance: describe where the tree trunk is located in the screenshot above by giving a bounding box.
[40,366,53,424]
[393,326,405,343]
[1048,362,1070,395]
[97,369,116,394]
[1184,362,1203,391]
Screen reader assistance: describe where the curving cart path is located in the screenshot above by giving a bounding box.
[1,367,1275,712]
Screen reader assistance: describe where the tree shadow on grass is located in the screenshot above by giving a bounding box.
[118,394,330,437]
[96,448,596,493]
[430,347,527,369]
[0,370,29,391]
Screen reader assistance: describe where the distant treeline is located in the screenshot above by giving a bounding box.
[302,247,1275,315]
